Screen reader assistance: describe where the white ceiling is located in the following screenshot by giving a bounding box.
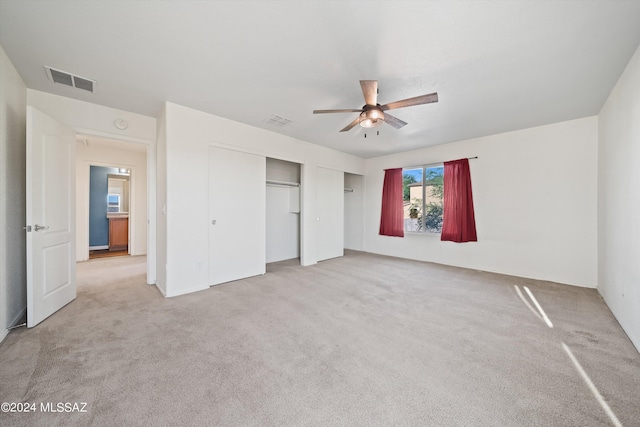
[2,1,640,158]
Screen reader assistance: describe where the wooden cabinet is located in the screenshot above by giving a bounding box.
[108,217,128,251]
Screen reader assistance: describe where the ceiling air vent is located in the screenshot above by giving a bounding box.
[264,114,292,127]
[45,66,95,93]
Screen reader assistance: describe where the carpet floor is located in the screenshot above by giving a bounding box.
[0,251,638,426]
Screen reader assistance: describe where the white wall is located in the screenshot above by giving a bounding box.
[161,102,365,297]
[344,173,364,250]
[364,117,598,288]
[76,142,147,261]
[155,105,167,296]
[266,157,300,183]
[0,45,26,341]
[598,44,640,350]
[27,90,156,144]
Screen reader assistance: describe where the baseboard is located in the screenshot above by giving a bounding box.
[89,245,109,250]
[597,289,640,354]
[1,306,27,344]
[619,321,640,354]
[165,285,209,298]
[266,256,300,264]
[155,283,167,297]
[10,306,27,329]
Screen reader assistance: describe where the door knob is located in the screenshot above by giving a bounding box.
[34,224,49,232]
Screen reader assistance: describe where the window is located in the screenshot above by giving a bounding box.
[403,165,444,233]
[107,193,121,213]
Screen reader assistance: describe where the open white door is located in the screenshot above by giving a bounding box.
[26,106,76,327]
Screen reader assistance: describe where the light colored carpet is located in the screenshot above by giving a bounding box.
[0,251,638,426]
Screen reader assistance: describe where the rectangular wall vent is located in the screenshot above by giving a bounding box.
[45,66,95,92]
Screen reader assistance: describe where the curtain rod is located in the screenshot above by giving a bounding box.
[395,156,478,170]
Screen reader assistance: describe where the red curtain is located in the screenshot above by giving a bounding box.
[441,159,477,243]
[379,168,404,237]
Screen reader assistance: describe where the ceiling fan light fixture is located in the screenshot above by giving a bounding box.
[360,118,380,128]
[360,109,384,128]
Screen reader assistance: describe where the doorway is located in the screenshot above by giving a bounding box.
[76,135,149,264]
[25,107,156,327]
[88,166,131,259]
[344,172,364,251]
[266,157,301,264]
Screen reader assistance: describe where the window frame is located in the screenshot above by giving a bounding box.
[107,193,121,213]
[403,163,444,234]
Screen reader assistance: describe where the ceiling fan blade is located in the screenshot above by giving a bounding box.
[313,109,362,114]
[340,116,362,132]
[360,80,378,106]
[383,113,408,129]
[380,92,438,111]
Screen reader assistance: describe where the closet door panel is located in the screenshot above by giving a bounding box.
[208,147,265,285]
[316,167,344,262]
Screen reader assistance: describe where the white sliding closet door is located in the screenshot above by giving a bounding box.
[316,167,344,262]
[208,146,265,285]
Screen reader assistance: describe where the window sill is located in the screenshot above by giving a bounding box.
[404,231,442,237]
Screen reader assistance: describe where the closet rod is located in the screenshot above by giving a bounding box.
[344,188,354,193]
[397,156,478,170]
[266,179,300,187]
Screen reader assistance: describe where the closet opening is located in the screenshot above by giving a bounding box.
[344,172,364,252]
[266,158,301,264]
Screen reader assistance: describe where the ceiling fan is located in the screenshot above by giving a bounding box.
[313,80,438,132]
